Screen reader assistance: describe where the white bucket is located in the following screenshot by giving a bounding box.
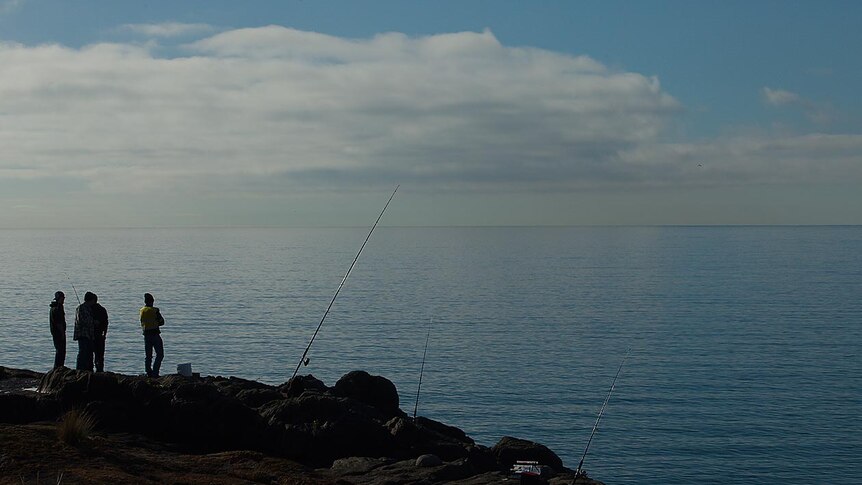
[177,363,192,377]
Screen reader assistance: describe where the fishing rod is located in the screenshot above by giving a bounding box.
[290,185,400,382]
[64,273,81,305]
[413,317,432,421]
[572,349,630,483]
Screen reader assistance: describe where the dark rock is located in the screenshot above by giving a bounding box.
[278,374,327,398]
[415,416,474,445]
[387,416,474,461]
[0,394,58,424]
[209,376,275,398]
[415,454,443,467]
[260,392,366,426]
[491,436,564,473]
[4,367,591,483]
[333,370,400,417]
[329,456,392,476]
[0,366,43,380]
[236,388,284,408]
[465,444,500,473]
[38,368,132,408]
[83,400,138,432]
[168,383,277,453]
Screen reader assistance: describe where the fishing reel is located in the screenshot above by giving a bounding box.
[303,357,310,366]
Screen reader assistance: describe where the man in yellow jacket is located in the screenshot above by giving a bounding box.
[140,293,165,378]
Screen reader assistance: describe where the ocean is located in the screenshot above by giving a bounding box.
[1,226,860,484]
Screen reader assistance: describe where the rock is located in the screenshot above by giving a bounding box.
[491,436,564,473]
[278,374,327,398]
[3,367,592,483]
[329,456,392,476]
[168,382,277,453]
[45,369,133,408]
[0,394,58,424]
[209,376,275,398]
[414,416,474,445]
[333,370,400,417]
[415,454,443,467]
[0,366,43,380]
[387,416,475,461]
[236,388,283,408]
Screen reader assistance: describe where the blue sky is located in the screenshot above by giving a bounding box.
[1,0,860,226]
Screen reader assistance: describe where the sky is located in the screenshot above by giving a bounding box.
[1,0,861,227]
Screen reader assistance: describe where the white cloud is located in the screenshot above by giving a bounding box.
[0,27,683,196]
[762,87,800,106]
[0,26,857,211]
[120,22,215,38]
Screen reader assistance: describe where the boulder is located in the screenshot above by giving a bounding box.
[415,454,443,467]
[263,392,400,466]
[333,370,400,417]
[278,374,328,398]
[491,436,564,473]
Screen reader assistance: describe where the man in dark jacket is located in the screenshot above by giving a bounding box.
[92,293,109,372]
[74,292,98,372]
[49,291,66,369]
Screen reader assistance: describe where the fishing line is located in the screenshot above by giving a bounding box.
[413,316,432,421]
[290,185,399,382]
[573,348,630,483]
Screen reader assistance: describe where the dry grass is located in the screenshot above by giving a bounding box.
[56,409,95,447]
[18,470,64,484]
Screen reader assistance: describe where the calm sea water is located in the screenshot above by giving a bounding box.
[1,226,860,484]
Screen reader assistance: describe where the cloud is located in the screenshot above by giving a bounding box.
[119,22,215,38]
[762,86,836,125]
[0,27,684,196]
[0,26,857,208]
[762,87,800,106]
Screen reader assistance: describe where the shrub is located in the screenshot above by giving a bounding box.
[57,409,95,446]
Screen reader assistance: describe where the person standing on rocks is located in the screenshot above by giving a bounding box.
[140,293,165,378]
[49,291,66,369]
[74,291,98,371]
[92,293,109,372]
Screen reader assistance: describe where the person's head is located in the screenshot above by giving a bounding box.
[84,291,96,302]
[144,293,154,306]
[54,291,65,303]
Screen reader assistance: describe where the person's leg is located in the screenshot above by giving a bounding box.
[94,336,105,372]
[53,333,66,369]
[76,338,94,371]
[144,335,154,377]
[152,335,164,377]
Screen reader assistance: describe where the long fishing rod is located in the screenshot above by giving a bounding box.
[573,349,630,483]
[290,185,399,382]
[413,317,432,421]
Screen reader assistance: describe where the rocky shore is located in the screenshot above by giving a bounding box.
[0,366,604,484]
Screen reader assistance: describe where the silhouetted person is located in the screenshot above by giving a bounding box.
[140,293,165,378]
[92,293,109,372]
[49,291,66,369]
[74,292,98,371]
